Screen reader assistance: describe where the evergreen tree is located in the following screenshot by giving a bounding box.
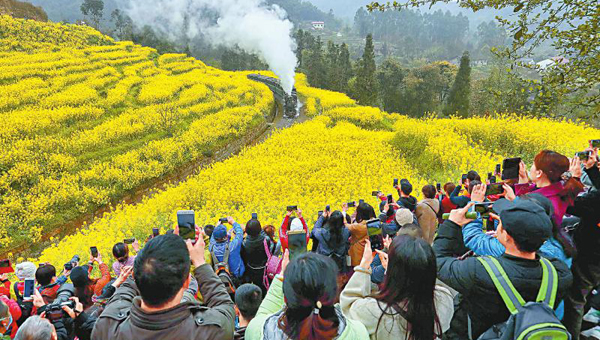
[338,43,353,94]
[325,41,340,91]
[352,34,378,107]
[80,0,104,29]
[304,36,326,88]
[294,29,305,69]
[444,51,471,117]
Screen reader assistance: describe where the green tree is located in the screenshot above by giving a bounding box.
[444,51,471,117]
[80,0,104,29]
[338,43,353,94]
[110,9,132,41]
[304,36,326,88]
[377,58,405,113]
[368,0,600,119]
[325,41,340,91]
[352,34,378,107]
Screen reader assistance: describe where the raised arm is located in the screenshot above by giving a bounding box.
[462,218,505,257]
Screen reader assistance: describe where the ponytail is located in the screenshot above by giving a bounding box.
[280,305,339,340]
[560,177,584,202]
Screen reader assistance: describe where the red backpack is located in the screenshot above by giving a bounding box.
[263,239,281,289]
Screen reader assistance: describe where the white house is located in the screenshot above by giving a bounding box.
[311,21,325,30]
[536,56,569,71]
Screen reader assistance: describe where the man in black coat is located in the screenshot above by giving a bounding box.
[434,199,573,339]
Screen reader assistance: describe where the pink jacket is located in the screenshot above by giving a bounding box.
[515,181,577,227]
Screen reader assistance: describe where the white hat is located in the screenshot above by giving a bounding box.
[15,262,36,281]
[290,218,304,231]
[395,208,414,227]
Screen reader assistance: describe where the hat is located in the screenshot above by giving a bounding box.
[400,179,413,195]
[493,198,552,251]
[70,265,90,288]
[213,225,227,240]
[15,262,36,280]
[290,218,304,231]
[395,208,414,227]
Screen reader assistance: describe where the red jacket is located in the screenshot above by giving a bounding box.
[0,295,21,338]
[279,215,308,253]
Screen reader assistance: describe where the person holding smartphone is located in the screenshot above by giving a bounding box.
[111,240,139,277]
[69,248,112,311]
[278,207,308,255]
[209,216,246,281]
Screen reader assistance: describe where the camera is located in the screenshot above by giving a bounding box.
[46,300,76,321]
[63,255,79,271]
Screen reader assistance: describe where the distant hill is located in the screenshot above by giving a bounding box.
[0,0,47,21]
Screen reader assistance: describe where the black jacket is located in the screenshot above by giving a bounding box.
[433,220,573,339]
[568,166,600,259]
[241,232,273,270]
[397,195,418,212]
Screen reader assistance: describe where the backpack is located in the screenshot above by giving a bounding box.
[475,256,570,340]
[263,239,282,290]
[211,244,237,295]
[13,282,33,326]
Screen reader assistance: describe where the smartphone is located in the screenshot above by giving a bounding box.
[219,217,228,224]
[252,212,258,219]
[287,230,307,261]
[64,262,73,271]
[474,202,495,215]
[489,176,497,184]
[495,164,501,175]
[366,219,382,237]
[0,259,13,274]
[359,199,365,205]
[177,210,196,241]
[90,246,98,258]
[325,205,330,212]
[436,183,441,192]
[152,228,159,237]
[318,211,323,217]
[461,174,468,184]
[286,205,298,212]
[576,151,591,161]
[591,139,600,148]
[386,194,394,203]
[502,157,522,180]
[24,279,35,300]
[124,238,135,244]
[393,178,398,187]
[347,201,356,208]
[372,191,381,197]
[485,183,505,196]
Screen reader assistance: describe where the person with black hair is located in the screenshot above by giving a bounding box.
[92,232,235,340]
[241,218,273,295]
[370,223,423,284]
[35,264,69,305]
[449,171,480,208]
[234,284,262,340]
[246,251,368,340]
[395,179,417,212]
[415,184,441,244]
[434,200,572,339]
[341,236,454,340]
[346,202,376,268]
[111,241,138,277]
[311,210,351,274]
[69,249,111,311]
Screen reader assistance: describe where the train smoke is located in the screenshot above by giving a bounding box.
[122,0,297,94]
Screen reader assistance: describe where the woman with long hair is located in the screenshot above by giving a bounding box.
[246,251,368,340]
[312,210,352,284]
[341,236,454,340]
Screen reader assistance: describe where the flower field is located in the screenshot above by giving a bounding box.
[0,15,598,268]
[0,15,273,251]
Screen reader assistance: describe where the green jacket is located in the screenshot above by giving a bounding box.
[246,274,369,340]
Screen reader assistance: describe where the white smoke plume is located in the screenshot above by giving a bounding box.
[122,0,297,94]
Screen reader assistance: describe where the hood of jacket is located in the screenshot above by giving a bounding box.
[398,196,417,211]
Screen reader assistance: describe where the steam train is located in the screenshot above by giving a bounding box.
[247,74,298,118]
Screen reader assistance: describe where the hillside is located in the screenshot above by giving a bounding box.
[0,15,273,254]
[0,15,597,265]
[0,0,47,21]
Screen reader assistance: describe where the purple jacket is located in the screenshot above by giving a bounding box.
[514,182,576,227]
[112,256,135,277]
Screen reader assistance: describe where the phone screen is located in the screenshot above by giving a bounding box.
[591,139,600,148]
[177,210,196,240]
[474,202,494,215]
[288,231,307,261]
[576,151,590,161]
[386,194,393,203]
[90,246,98,258]
[252,213,258,219]
[24,279,34,299]
[495,164,501,174]
[366,220,382,237]
[152,228,159,237]
[372,191,380,197]
[393,178,398,186]
[0,259,9,268]
[485,183,505,196]
[436,183,441,191]
[0,259,12,274]
[502,158,522,180]
[461,174,467,183]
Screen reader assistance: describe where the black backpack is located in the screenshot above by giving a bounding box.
[475,256,570,340]
[210,243,237,295]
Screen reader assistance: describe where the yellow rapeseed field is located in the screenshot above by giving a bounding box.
[0,16,598,270]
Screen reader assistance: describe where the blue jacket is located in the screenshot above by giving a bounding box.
[450,185,471,208]
[311,216,350,257]
[209,222,245,278]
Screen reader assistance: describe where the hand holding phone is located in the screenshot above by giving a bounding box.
[24,279,35,301]
[90,246,99,258]
[177,210,196,241]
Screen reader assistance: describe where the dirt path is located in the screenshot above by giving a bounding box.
[3,94,305,259]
